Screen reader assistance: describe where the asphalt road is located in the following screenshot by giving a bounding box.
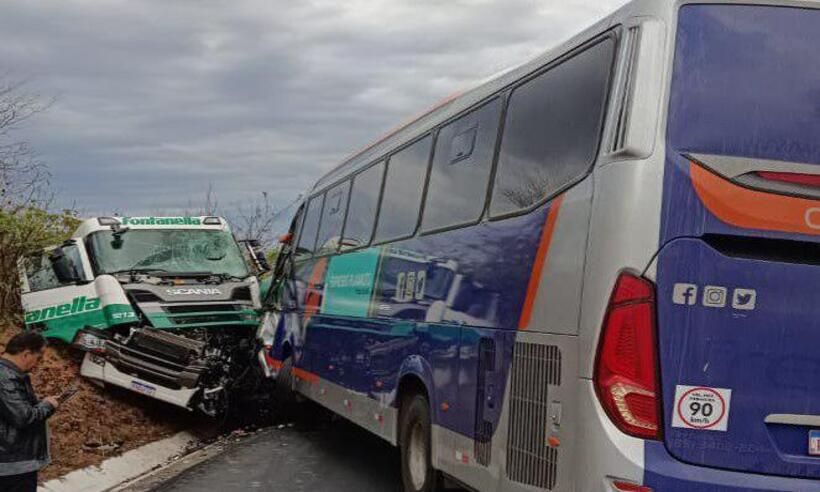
[151,408,468,492]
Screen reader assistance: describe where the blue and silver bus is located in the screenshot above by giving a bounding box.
[259,1,820,490]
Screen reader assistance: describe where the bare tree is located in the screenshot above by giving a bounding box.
[181,183,302,250]
[0,79,53,212]
[0,78,70,317]
[228,191,302,249]
[498,169,554,210]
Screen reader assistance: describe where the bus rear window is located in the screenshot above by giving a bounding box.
[668,5,820,164]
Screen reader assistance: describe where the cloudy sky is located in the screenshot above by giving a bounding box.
[2,0,627,225]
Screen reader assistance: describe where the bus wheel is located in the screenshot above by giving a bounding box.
[400,394,441,492]
[275,356,297,418]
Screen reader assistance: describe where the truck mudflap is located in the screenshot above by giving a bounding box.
[80,352,198,409]
[655,238,820,479]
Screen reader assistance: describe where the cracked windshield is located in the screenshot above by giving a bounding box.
[88,229,249,278]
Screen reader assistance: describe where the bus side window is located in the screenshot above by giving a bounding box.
[295,194,324,259]
[341,161,384,251]
[490,38,616,216]
[315,180,351,255]
[422,97,502,232]
[374,136,433,243]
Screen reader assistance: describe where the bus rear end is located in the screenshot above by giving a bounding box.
[616,3,820,490]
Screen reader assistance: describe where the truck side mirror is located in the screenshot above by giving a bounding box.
[49,247,80,284]
[239,239,271,274]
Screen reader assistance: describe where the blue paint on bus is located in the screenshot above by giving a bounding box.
[272,203,553,438]
[652,4,820,487]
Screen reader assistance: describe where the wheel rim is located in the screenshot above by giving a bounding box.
[408,420,427,490]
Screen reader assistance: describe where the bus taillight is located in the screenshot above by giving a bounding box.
[612,480,653,492]
[594,273,661,440]
[756,170,820,188]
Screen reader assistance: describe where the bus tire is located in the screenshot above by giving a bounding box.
[400,393,442,492]
[275,356,297,418]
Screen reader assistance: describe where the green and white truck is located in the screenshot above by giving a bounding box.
[18,216,270,416]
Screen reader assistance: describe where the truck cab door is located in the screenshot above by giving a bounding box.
[20,241,94,342]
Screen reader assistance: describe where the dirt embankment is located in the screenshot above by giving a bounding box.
[1,326,195,481]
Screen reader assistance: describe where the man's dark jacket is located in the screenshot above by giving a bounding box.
[0,358,54,475]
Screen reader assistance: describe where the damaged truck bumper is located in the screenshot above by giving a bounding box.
[81,352,199,409]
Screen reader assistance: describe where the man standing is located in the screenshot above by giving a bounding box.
[0,332,62,492]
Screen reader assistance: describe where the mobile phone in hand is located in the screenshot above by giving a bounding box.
[58,381,81,404]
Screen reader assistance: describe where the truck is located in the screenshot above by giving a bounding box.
[18,216,270,417]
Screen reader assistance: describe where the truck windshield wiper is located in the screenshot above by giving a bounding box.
[152,271,215,278]
[109,268,169,276]
[207,272,248,282]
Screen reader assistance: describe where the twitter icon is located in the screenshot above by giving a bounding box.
[732,288,757,310]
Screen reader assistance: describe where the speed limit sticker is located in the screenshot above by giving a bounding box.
[672,385,732,432]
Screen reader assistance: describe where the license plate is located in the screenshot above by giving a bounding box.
[130,380,156,396]
[810,430,820,456]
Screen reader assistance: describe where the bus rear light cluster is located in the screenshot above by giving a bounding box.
[612,480,653,492]
[756,170,820,188]
[594,273,661,440]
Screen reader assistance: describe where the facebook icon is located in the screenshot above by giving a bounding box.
[673,283,698,306]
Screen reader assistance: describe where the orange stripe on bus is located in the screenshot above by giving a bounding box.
[293,367,319,385]
[690,161,820,236]
[518,195,564,330]
[266,356,284,371]
[303,258,328,325]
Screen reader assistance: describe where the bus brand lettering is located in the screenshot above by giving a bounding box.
[121,217,202,226]
[805,207,820,230]
[25,296,101,324]
[326,273,372,289]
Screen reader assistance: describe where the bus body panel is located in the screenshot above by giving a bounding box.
[656,238,820,477]
[288,201,551,431]
[523,178,594,336]
[654,2,820,481]
[278,190,586,491]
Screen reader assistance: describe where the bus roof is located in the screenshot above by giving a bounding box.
[311,0,628,193]
[310,0,820,195]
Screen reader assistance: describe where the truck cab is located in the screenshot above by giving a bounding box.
[19,215,266,416]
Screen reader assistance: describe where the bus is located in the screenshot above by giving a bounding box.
[258,1,820,490]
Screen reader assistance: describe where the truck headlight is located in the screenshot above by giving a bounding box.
[73,330,108,354]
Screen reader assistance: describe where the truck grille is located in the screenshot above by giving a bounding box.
[506,342,562,489]
[131,327,205,362]
[162,304,244,325]
[105,328,207,389]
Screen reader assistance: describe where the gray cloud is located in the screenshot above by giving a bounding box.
[2,0,627,223]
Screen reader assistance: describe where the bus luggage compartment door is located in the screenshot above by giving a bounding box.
[655,237,820,479]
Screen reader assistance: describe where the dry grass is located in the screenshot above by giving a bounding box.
[1,325,193,481]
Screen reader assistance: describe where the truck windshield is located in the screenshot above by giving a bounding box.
[88,229,249,278]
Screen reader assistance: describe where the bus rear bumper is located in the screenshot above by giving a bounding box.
[643,440,820,492]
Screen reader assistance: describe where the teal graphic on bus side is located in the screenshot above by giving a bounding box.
[321,247,381,318]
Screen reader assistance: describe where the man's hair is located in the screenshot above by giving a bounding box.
[4,332,47,355]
